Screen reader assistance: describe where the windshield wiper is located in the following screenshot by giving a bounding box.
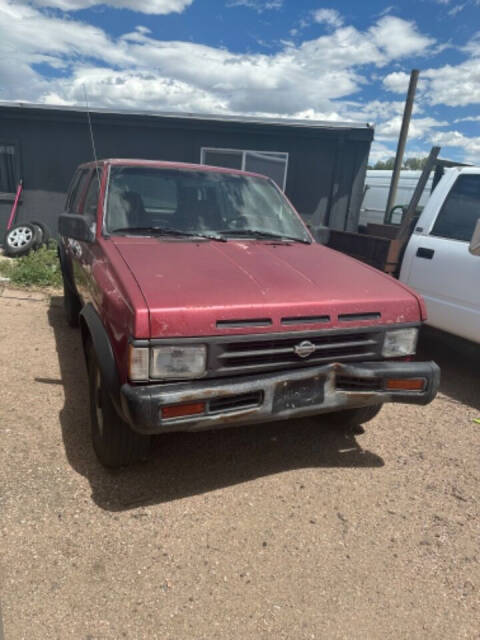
[217,229,311,244]
[110,226,226,242]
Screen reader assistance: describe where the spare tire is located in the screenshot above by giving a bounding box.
[30,221,50,248]
[3,223,38,257]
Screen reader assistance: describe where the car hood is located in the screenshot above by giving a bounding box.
[112,237,423,338]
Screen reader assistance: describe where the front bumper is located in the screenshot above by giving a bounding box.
[119,360,440,435]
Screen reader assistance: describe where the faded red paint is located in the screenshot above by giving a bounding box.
[111,236,424,338]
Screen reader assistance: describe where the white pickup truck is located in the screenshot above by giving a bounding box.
[399,167,480,343]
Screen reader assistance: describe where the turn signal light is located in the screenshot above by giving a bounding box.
[161,402,206,420]
[385,378,425,391]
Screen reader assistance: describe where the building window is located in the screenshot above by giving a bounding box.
[201,148,289,191]
[0,143,17,195]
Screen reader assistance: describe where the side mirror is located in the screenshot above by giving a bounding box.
[469,218,480,256]
[58,214,95,243]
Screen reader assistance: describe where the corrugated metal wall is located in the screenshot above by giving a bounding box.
[0,105,373,239]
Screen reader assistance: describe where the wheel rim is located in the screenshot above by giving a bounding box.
[94,368,104,437]
[7,226,33,249]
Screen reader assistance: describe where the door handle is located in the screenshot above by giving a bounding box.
[416,247,434,259]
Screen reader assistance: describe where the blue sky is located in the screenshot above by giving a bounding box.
[1,0,480,163]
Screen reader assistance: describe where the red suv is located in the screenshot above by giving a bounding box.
[58,159,439,467]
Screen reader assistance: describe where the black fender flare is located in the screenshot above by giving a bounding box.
[80,303,121,398]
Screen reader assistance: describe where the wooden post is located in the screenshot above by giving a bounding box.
[397,146,440,243]
[385,69,420,219]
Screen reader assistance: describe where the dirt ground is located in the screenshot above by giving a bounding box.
[0,288,479,640]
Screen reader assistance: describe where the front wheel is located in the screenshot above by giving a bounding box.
[87,342,151,468]
[328,404,383,430]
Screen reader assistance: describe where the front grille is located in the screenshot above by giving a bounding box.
[210,329,383,376]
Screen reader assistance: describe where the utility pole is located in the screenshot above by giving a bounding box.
[385,69,420,219]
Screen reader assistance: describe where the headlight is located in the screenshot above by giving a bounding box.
[150,345,207,379]
[382,328,418,358]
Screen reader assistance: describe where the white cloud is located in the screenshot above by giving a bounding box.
[383,30,480,108]
[454,115,480,122]
[448,3,466,15]
[226,0,283,12]
[423,59,480,106]
[369,16,435,60]
[43,66,227,112]
[383,71,411,93]
[0,1,130,64]
[376,116,448,140]
[312,8,343,28]
[377,5,395,17]
[355,99,423,120]
[0,1,437,118]
[431,130,480,162]
[30,0,193,13]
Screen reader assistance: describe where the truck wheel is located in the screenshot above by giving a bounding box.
[63,279,81,328]
[328,404,383,430]
[87,342,151,468]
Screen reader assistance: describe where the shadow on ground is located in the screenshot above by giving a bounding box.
[47,297,387,512]
[417,326,480,412]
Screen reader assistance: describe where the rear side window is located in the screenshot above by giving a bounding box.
[83,171,101,217]
[431,174,480,242]
[68,169,90,213]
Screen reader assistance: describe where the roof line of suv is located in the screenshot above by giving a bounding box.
[77,158,267,180]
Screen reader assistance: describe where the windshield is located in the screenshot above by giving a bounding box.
[105,166,311,242]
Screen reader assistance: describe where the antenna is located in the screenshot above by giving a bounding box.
[82,84,101,185]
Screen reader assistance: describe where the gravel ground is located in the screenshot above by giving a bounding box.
[0,288,479,640]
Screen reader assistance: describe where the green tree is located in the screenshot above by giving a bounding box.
[368,156,429,170]
[403,156,428,170]
[372,157,396,170]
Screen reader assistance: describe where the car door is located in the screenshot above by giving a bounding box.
[71,169,101,305]
[61,168,90,294]
[401,173,480,343]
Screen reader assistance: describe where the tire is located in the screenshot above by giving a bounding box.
[3,223,37,256]
[63,278,81,328]
[30,221,50,248]
[87,342,151,468]
[328,404,383,430]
